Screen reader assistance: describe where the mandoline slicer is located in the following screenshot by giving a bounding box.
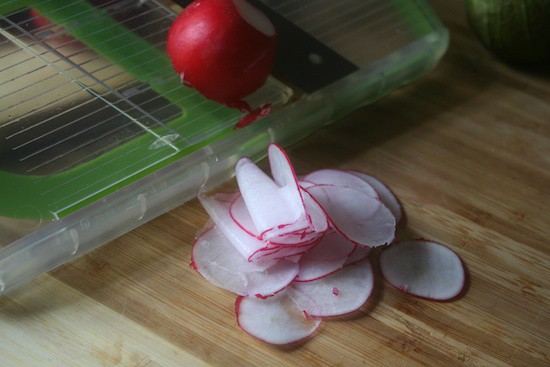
[0,0,448,295]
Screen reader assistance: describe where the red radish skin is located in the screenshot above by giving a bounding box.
[379,240,466,301]
[166,0,277,111]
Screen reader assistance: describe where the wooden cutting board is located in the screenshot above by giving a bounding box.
[1,2,548,366]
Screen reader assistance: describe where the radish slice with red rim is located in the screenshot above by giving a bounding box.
[193,227,299,297]
[295,231,356,282]
[236,157,309,240]
[236,291,321,345]
[305,185,395,248]
[289,258,374,317]
[304,169,378,199]
[348,171,402,222]
[301,188,329,233]
[198,191,272,265]
[230,194,261,239]
[380,240,465,301]
[344,246,372,266]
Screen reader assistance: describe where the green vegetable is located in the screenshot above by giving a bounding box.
[466,0,550,65]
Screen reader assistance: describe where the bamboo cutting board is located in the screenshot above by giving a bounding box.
[1,2,549,366]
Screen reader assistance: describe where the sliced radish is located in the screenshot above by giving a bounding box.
[380,240,465,301]
[289,258,374,317]
[295,231,356,282]
[304,169,378,199]
[198,191,272,264]
[348,171,402,222]
[305,185,395,248]
[344,246,372,265]
[235,157,309,239]
[230,194,261,239]
[236,291,321,345]
[301,188,329,233]
[193,227,299,296]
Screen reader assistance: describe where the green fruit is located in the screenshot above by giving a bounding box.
[466,0,550,65]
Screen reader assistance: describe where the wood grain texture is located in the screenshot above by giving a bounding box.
[1,1,549,366]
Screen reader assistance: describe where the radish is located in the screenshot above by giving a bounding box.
[304,169,379,199]
[295,230,356,282]
[192,227,298,297]
[344,246,372,266]
[305,185,396,248]
[191,144,464,345]
[380,240,466,301]
[289,258,375,317]
[348,171,403,222]
[166,0,277,111]
[198,191,274,265]
[236,291,321,345]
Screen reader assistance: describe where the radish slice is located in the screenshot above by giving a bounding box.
[230,194,261,239]
[236,291,321,345]
[289,258,375,317]
[344,246,372,265]
[235,157,309,239]
[295,231,356,282]
[348,171,402,222]
[304,169,378,199]
[380,240,465,301]
[198,191,272,265]
[301,188,329,233]
[193,227,299,297]
[305,185,395,248]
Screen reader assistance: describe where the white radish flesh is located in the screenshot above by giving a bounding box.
[344,246,372,265]
[235,157,309,240]
[295,231,356,282]
[198,191,272,265]
[289,258,375,317]
[348,171,402,222]
[380,240,465,301]
[304,169,378,199]
[192,227,299,297]
[305,185,395,247]
[236,291,321,345]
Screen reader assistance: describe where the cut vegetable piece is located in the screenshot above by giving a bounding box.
[198,191,272,265]
[348,171,402,222]
[344,246,372,265]
[230,194,261,239]
[193,227,298,297]
[301,188,329,233]
[235,157,309,239]
[380,240,465,301]
[306,185,395,247]
[295,231,356,282]
[304,169,378,199]
[236,291,321,345]
[289,258,374,317]
[267,230,321,247]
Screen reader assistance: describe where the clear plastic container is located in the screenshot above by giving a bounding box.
[0,0,448,295]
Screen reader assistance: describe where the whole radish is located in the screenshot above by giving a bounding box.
[166,0,277,111]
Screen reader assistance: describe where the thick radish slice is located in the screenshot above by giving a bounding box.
[306,185,395,248]
[193,227,299,297]
[289,258,374,317]
[198,191,272,266]
[235,157,309,239]
[236,291,321,345]
[304,169,378,199]
[295,231,356,282]
[344,246,372,265]
[380,240,465,301]
[348,171,402,222]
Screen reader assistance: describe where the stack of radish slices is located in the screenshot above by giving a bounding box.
[192,144,465,345]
